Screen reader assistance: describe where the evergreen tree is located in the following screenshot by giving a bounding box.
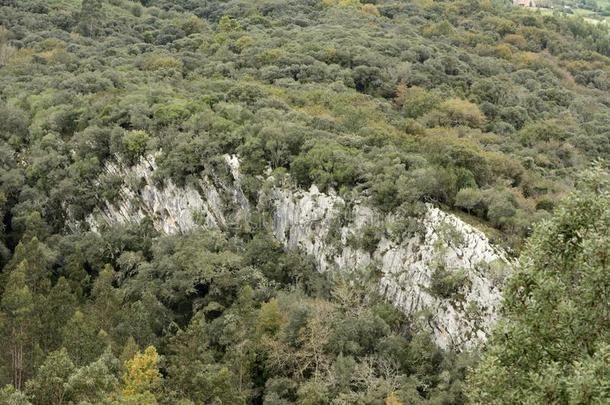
[25,348,75,405]
[35,278,76,353]
[26,347,119,405]
[118,337,139,372]
[91,265,121,335]
[61,310,107,366]
[65,348,118,404]
[3,238,54,296]
[166,312,245,403]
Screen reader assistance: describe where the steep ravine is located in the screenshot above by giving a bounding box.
[85,155,511,350]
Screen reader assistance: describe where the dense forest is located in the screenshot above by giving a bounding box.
[0,0,609,403]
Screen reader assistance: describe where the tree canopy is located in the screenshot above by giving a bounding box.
[468,163,610,404]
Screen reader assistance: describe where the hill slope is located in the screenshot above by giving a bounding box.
[0,0,609,403]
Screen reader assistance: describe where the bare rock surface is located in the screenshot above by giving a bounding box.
[270,184,508,349]
[86,155,511,349]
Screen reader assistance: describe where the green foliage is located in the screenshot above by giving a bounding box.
[152,102,191,127]
[121,131,150,161]
[140,54,183,72]
[455,187,483,214]
[0,263,36,391]
[349,224,384,255]
[64,349,118,404]
[78,0,104,37]
[25,348,75,405]
[396,85,441,119]
[61,310,107,366]
[430,264,469,299]
[0,385,31,405]
[1,0,606,245]
[291,141,362,191]
[25,347,118,405]
[468,164,610,404]
[36,277,77,353]
[257,298,286,336]
[426,99,486,128]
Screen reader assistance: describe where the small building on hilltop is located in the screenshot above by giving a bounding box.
[513,0,536,6]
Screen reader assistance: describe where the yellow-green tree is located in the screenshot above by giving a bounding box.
[385,392,404,405]
[256,298,286,336]
[427,98,486,128]
[121,346,162,399]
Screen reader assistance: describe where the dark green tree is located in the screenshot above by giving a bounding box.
[61,310,107,366]
[90,265,121,335]
[35,278,76,353]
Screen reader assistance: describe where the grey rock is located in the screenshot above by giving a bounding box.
[85,155,511,349]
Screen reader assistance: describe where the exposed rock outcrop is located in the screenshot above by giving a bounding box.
[270,185,508,349]
[86,155,249,234]
[86,155,511,349]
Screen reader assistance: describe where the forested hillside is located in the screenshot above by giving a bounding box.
[0,0,609,403]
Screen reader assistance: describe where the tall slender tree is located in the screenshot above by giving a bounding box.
[1,263,35,390]
[78,0,104,37]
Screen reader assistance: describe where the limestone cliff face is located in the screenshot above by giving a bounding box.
[270,185,508,349]
[86,155,249,234]
[86,155,511,349]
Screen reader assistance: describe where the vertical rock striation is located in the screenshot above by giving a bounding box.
[86,155,249,234]
[270,184,509,349]
[85,155,511,349]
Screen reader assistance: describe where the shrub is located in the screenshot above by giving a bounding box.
[140,54,183,72]
[152,102,191,126]
[122,130,150,161]
[361,4,380,17]
[455,188,484,215]
[426,99,486,128]
[358,224,383,255]
[395,85,440,119]
[429,263,469,299]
